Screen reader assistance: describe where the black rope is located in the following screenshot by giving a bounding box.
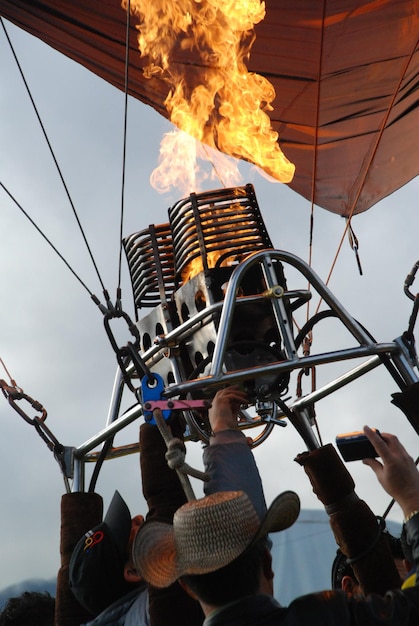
[294,307,408,391]
[0,182,94,297]
[88,437,114,493]
[1,17,106,293]
[117,0,131,290]
[294,310,339,350]
[381,455,419,521]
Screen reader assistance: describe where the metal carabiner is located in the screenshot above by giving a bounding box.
[0,380,47,424]
[103,307,141,355]
[296,364,317,427]
[102,303,156,393]
[296,366,317,399]
[404,261,419,301]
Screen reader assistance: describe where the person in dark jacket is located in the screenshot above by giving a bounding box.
[331,528,407,594]
[133,426,419,626]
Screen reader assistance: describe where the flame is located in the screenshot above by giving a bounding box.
[150,130,242,196]
[181,227,242,283]
[182,250,222,283]
[125,0,295,191]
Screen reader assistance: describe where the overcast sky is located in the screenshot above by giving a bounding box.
[1,18,418,593]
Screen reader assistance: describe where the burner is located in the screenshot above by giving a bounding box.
[124,184,291,417]
[169,183,273,285]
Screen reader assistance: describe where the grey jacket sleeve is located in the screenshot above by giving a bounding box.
[202,428,267,520]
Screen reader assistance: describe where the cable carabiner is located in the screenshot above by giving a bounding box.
[0,379,47,424]
[0,378,71,489]
[296,363,317,430]
[404,261,419,301]
[103,307,140,355]
[101,295,157,393]
[400,262,419,365]
[296,366,316,399]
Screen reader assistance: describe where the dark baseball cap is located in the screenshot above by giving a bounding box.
[69,490,133,615]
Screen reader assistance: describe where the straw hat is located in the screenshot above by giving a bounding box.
[133,489,300,588]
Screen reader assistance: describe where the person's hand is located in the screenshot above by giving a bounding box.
[209,386,249,433]
[362,425,419,519]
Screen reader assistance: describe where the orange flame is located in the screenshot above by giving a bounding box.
[125,0,295,192]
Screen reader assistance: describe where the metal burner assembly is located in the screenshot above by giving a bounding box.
[119,184,419,450]
[54,183,418,491]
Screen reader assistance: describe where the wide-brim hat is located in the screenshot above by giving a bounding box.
[133,489,300,588]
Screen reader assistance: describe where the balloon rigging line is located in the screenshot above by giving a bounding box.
[0,357,17,387]
[1,17,106,295]
[117,0,131,291]
[315,34,418,316]
[307,0,326,317]
[308,4,364,316]
[0,182,94,298]
[313,219,357,317]
[344,35,419,231]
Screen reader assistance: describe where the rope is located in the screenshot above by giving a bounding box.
[0,183,94,298]
[1,18,106,293]
[314,30,418,315]
[152,408,209,501]
[117,0,131,290]
[305,0,326,325]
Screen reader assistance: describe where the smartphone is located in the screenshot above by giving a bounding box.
[335,429,381,462]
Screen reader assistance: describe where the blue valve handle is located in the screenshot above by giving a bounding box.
[141,374,172,424]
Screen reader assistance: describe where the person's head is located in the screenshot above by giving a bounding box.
[331,529,407,594]
[0,591,55,626]
[132,489,300,614]
[181,537,273,608]
[69,491,144,616]
[331,550,361,595]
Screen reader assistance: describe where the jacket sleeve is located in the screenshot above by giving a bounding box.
[203,428,267,520]
[295,443,401,595]
[140,419,188,522]
[347,513,419,624]
[140,418,204,626]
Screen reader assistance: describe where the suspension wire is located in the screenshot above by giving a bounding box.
[292,0,326,396]
[314,220,351,314]
[314,33,418,316]
[382,455,419,520]
[313,214,362,316]
[89,2,134,493]
[1,18,106,294]
[306,0,326,324]
[0,182,94,298]
[0,357,17,387]
[117,0,132,291]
